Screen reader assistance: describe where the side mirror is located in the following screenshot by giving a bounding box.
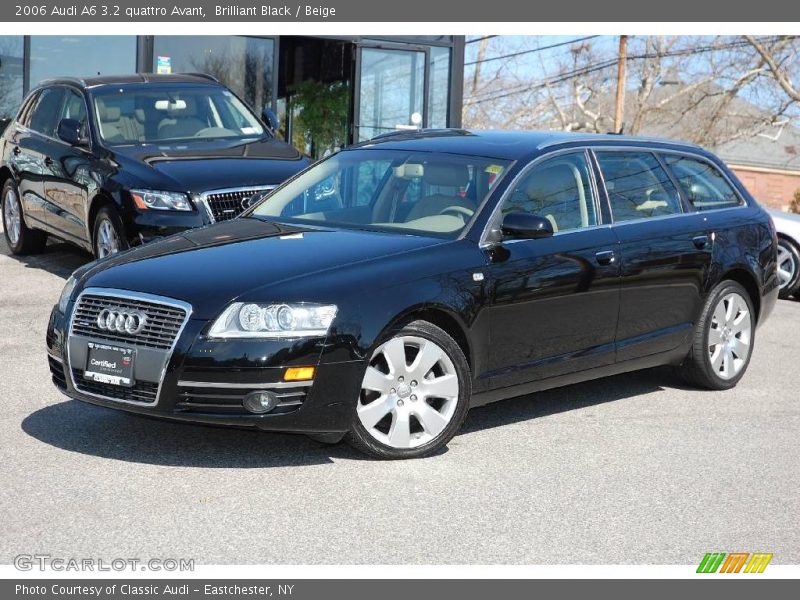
[501,212,554,240]
[57,118,84,146]
[261,107,279,132]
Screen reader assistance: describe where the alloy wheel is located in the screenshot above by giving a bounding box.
[357,335,460,449]
[708,291,752,380]
[3,188,21,246]
[96,218,120,258]
[777,241,798,290]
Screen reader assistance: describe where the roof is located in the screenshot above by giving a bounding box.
[715,125,800,172]
[35,73,221,89]
[358,128,710,161]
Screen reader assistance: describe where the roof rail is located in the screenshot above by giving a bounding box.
[180,72,220,83]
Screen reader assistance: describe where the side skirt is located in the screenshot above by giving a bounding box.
[469,345,688,408]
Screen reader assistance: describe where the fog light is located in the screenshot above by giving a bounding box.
[243,390,278,414]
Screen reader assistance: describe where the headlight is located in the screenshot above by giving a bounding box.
[131,189,192,211]
[208,303,338,339]
[57,275,78,313]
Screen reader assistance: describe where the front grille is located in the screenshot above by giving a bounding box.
[71,293,187,350]
[175,383,307,415]
[72,368,159,403]
[204,187,274,222]
[49,356,66,389]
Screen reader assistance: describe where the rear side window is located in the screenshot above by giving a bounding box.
[596,151,682,223]
[28,87,66,137]
[501,151,597,233]
[663,155,743,211]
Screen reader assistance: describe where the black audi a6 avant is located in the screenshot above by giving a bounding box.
[46,129,779,458]
[0,74,308,259]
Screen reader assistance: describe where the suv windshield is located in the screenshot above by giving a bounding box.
[91,84,265,145]
[250,149,510,238]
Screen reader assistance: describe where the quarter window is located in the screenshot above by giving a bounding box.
[596,151,682,223]
[664,155,743,211]
[59,89,89,137]
[27,87,65,137]
[501,152,597,233]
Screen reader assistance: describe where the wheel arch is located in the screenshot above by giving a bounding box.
[720,267,762,325]
[384,304,473,371]
[86,191,122,244]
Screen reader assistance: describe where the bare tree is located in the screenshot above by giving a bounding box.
[464,35,800,149]
[745,35,800,102]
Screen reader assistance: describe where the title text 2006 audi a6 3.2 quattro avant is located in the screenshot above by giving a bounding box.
[46,130,779,459]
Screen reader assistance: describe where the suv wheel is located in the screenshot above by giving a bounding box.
[777,237,800,299]
[679,280,755,390]
[92,206,128,259]
[346,320,471,459]
[2,179,46,255]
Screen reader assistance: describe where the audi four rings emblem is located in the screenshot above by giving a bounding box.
[96,307,148,335]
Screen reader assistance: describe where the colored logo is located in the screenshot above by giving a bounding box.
[697,552,773,573]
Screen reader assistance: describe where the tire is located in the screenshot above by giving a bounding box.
[776,237,800,299]
[1,179,46,255]
[92,205,128,259]
[678,280,756,390]
[345,320,471,459]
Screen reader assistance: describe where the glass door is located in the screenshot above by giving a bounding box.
[354,45,429,142]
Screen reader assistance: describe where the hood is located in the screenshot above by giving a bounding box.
[110,137,309,192]
[80,218,445,318]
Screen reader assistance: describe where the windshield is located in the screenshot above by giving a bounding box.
[250,149,510,238]
[92,84,265,145]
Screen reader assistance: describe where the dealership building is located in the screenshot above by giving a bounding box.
[0,35,464,156]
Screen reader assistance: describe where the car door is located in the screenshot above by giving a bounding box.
[7,88,64,231]
[593,149,713,362]
[43,87,94,245]
[486,150,620,389]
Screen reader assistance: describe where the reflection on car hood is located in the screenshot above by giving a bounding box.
[110,137,309,192]
[80,218,444,318]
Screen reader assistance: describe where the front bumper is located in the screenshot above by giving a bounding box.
[46,296,363,435]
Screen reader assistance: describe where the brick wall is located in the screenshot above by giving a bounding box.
[730,165,800,211]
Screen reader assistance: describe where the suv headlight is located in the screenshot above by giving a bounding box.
[208,303,338,339]
[131,189,192,211]
[57,275,78,313]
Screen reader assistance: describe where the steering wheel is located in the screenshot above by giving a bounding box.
[438,205,475,220]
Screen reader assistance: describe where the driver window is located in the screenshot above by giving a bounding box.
[502,152,597,233]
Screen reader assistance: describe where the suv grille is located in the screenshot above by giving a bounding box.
[71,293,188,350]
[204,187,274,222]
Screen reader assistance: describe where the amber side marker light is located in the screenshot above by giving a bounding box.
[284,366,315,381]
[131,193,149,210]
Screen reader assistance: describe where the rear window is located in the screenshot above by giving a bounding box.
[663,155,744,211]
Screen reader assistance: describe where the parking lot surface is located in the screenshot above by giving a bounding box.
[1,234,798,565]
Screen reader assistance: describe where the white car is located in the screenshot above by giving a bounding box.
[768,209,800,298]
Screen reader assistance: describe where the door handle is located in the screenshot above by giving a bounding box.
[12,146,20,155]
[595,250,616,265]
[692,235,710,249]
[44,156,54,166]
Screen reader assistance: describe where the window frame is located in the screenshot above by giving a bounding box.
[18,84,93,151]
[592,148,685,225]
[657,151,747,213]
[479,147,604,248]
[26,85,67,138]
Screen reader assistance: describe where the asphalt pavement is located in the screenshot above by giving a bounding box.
[1,232,798,565]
